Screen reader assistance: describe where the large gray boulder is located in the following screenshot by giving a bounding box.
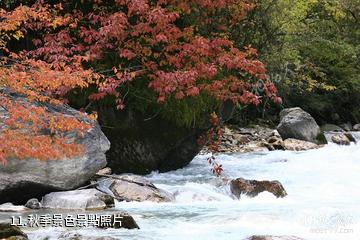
[98,107,205,174]
[353,123,360,131]
[0,90,110,204]
[277,108,321,143]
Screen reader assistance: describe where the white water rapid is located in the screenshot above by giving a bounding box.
[16,140,360,239]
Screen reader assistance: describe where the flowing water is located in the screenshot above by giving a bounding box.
[10,137,360,239]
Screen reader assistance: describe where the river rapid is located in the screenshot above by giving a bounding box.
[20,137,360,239]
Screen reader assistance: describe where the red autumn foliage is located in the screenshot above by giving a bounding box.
[0,0,280,165]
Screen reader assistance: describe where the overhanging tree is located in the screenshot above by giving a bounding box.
[0,0,280,165]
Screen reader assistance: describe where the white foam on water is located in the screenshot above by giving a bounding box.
[26,143,360,239]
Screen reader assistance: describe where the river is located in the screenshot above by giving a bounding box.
[20,137,360,239]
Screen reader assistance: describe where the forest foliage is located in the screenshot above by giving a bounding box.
[237,0,359,124]
[0,0,358,165]
[0,0,280,164]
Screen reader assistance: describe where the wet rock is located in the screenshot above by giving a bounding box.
[41,189,113,210]
[0,89,110,204]
[344,133,356,143]
[97,212,139,229]
[353,124,360,131]
[230,178,287,198]
[321,124,344,132]
[283,138,321,151]
[264,135,284,151]
[108,175,174,202]
[0,223,28,239]
[331,134,351,145]
[245,236,305,240]
[277,107,321,143]
[97,194,115,208]
[24,198,41,210]
[0,203,28,212]
[340,123,352,131]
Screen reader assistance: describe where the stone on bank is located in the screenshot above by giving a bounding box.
[277,107,323,144]
[0,90,110,204]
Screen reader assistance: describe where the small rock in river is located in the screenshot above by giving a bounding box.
[230,178,287,199]
[25,198,41,209]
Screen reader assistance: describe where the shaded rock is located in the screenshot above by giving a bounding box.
[353,124,360,131]
[0,203,28,212]
[277,108,321,143]
[41,189,113,210]
[340,123,352,131]
[321,124,344,132]
[97,194,115,208]
[0,223,28,239]
[97,212,139,229]
[331,134,351,145]
[345,133,356,143]
[98,107,206,175]
[0,90,110,204]
[108,175,174,202]
[283,138,321,151]
[24,198,41,210]
[245,236,305,240]
[264,135,284,151]
[230,178,287,198]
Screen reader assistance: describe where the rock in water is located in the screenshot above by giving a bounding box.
[353,124,360,131]
[0,90,110,204]
[340,123,353,131]
[321,124,344,132]
[0,223,28,239]
[230,178,287,198]
[24,198,41,209]
[277,108,322,143]
[97,212,140,229]
[331,134,351,145]
[108,175,174,202]
[283,138,321,151]
[41,189,113,210]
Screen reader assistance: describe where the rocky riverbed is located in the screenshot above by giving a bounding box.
[1,107,360,240]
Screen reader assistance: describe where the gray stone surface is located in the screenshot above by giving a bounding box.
[0,90,110,204]
[41,189,111,210]
[321,124,344,132]
[24,198,41,209]
[277,107,321,143]
[107,175,175,202]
